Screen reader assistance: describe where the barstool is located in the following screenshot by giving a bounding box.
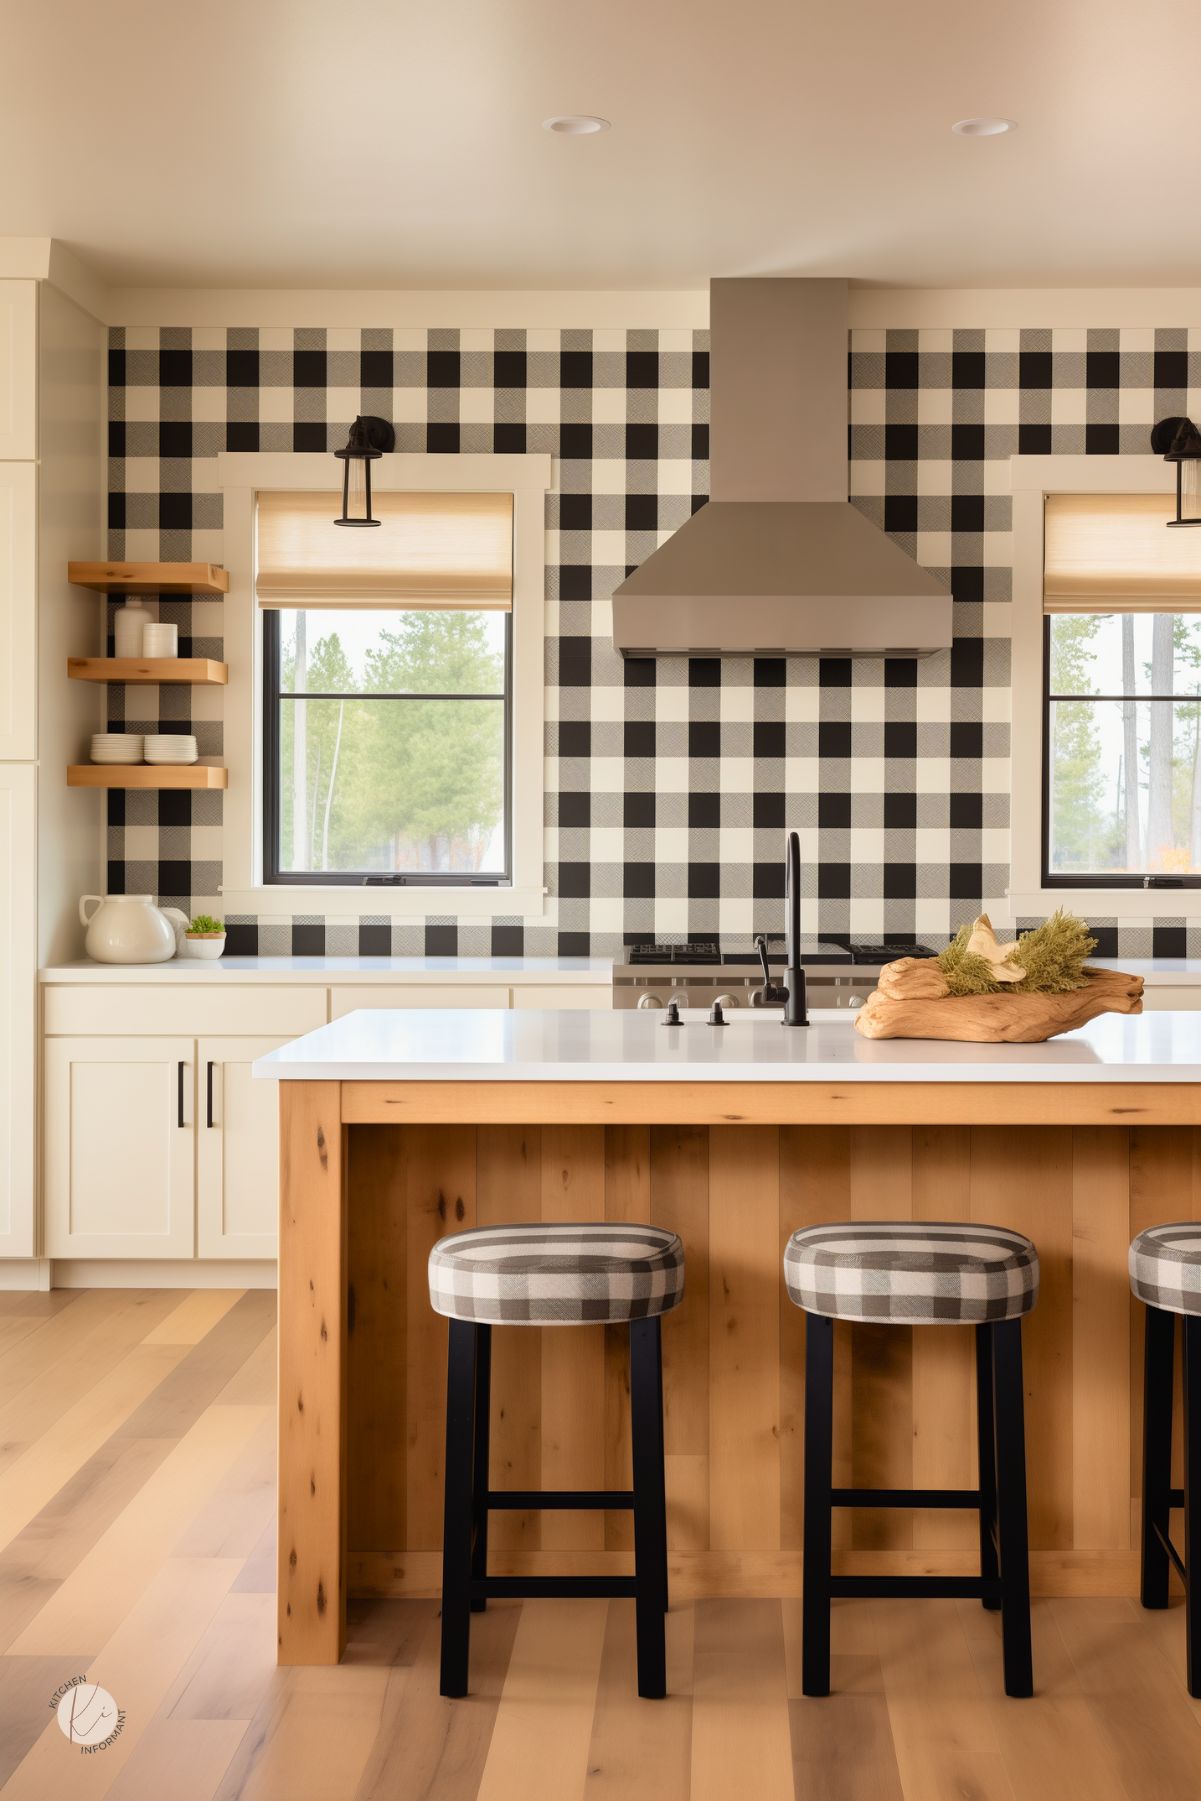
[429,1220,684,1700]
[784,1219,1039,1699]
[1130,1223,1201,1696]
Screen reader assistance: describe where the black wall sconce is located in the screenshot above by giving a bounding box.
[1151,416,1201,527]
[333,415,396,527]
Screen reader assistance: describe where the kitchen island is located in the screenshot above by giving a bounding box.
[256,1007,1201,1664]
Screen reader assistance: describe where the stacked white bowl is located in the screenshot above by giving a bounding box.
[90,733,144,765]
[144,734,198,766]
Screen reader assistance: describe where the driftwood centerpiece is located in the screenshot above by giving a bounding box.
[855,957,1144,1043]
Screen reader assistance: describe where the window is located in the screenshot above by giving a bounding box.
[1042,492,1201,888]
[263,607,511,884]
[217,450,549,917]
[257,488,514,887]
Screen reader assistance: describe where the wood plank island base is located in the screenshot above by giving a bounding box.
[255,1007,1201,1665]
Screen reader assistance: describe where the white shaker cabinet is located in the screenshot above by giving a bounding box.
[38,972,611,1269]
[0,281,36,459]
[44,1036,196,1258]
[197,1035,288,1259]
[0,765,35,1254]
[0,461,37,760]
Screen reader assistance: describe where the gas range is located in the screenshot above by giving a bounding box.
[612,937,935,1011]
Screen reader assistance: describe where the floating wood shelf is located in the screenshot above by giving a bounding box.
[67,764,229,791]
[67,656,229,686]
[68,561,229,595]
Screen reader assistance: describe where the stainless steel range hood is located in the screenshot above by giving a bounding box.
[611,278,953,658]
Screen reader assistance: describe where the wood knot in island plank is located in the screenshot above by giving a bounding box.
[316,1126,328,1169]
[289,1548,297,1569]
[316,1582,326,1615]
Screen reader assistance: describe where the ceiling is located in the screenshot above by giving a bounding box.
[3,0,1198,291]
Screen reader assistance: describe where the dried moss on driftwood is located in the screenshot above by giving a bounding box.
[937,911,1098,997]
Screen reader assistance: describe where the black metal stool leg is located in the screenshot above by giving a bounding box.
[802,1313,834,1698]
[975,1323,1000,1612]
[440,1319,478,1697]
[653,1316,669,1614]
[1183,1315,1201,1698]
[1141,1302,1175,1611]
[991,1318,1033,1698]
[630,1317,667,1698]
[470,1324,492,1613]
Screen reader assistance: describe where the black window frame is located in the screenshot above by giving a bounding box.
[262,606,514,888]
[1041,612,1201,891]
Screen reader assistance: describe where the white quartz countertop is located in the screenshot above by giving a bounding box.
[252,1005,1201,1084]
[39,956,612,985]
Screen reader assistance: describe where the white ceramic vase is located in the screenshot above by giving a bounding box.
[112,600,153,659]
[79,894,190,964]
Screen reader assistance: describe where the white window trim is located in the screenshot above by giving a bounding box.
[1004,453,1196,920]
[215,450,552,917]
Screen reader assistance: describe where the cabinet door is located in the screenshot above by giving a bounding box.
[196,1036,287,1259]
[44,1037,195,1258]
[0,462,36,759]
[0,281,36,459]
[0,766,35,1254]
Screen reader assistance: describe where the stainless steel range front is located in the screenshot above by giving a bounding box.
[611,937,933,1012]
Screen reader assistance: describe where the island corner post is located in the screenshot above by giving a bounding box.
[276,1074,1201,1667]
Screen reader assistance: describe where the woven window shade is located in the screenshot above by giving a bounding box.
[255,490,513,608]
[1043,492,1201,613]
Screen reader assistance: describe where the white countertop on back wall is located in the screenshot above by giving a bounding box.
[38,956,613,984]
[253,1005,1201,1085]
[36,956,1201,985]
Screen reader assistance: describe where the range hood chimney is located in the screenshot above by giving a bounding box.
[611,278,953,657]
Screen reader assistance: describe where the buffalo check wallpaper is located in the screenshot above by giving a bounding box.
[104,321,1200,959]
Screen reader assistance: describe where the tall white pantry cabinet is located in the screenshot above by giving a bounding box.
[0,274,104,1265]
[0,281,38,1255]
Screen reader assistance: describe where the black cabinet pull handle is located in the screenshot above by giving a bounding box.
[177,1060,186,1128]
[206,1060,216,1129]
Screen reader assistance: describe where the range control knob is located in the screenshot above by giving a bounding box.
[636,992,663,1010]
[713,992,739,1010]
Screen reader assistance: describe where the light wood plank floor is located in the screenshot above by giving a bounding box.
[2,1286,1200,1801]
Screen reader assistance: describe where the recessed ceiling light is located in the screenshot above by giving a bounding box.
[542,115,611,136]
[951,117,1016,137]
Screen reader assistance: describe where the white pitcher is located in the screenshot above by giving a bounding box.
[79,894,191,965]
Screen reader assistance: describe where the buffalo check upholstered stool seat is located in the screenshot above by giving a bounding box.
[783,1221,1040,1325]
[785,1220,1039,1700]
[430,1223,683,1701]
[429,1222,686,1325]
[1131,1224,1201,1696]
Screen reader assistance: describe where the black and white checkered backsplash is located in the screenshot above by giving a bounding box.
[104,322,1201,959]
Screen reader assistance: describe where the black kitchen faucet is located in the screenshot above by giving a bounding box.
[782,829,809,1027]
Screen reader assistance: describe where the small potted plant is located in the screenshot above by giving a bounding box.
[180,913,226,961]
